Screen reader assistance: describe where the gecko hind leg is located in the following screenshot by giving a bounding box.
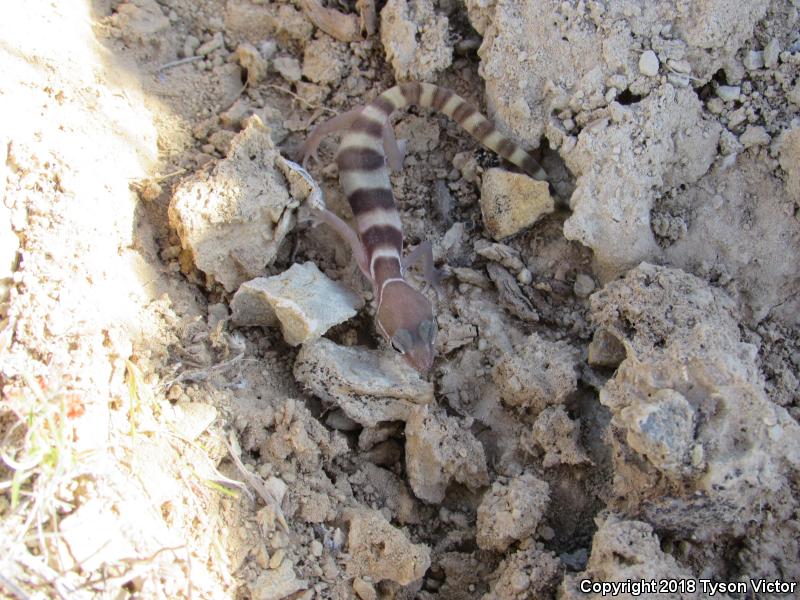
[403,241,444,296]
[299,107,363,167]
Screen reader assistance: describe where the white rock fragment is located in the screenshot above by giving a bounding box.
[743,50,764,71]
[763,39,780,69]
[404,408,489,503]
[716,85,740,102]
[353,577,377,600]
[294,338,433,427]
[169,117,294,292]
[739,125,771,149]
[620,389,696,476]
[480,168,553,240]
[476,473,550,551]
[380,0,452,81]
[346,508,431,586]
[273,55,302,81]
[169,402,217,441]
[230,262,363,345]
[573,273,595,298]
[249,560,308,600]
[638,50,659,77]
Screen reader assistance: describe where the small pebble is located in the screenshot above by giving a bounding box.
[273,56,302,82]
[310,540,323,557]
[763,39,780,69]
[743,50,764,71]
[196,32,224,57]
[739,125,770,148]
[574,273,595,298]
[638,50,659,77]
[716,85,740,102]
[517,268,533,285]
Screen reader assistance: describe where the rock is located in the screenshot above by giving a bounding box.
[169,117,295,292]
[294,338,433,427]
[573,273,595,298]
[716,85,741,102]
[479,168,553,240]
[351,464,420,525]
[528,405,591,468]
[380,0,452,81]
[302,36,349,86]
[561,516,700,600]
[346,509,431,586]
[112,0,170,43]
[563,86,720,279]
[638,50,659,77]
[619,389,696,476]
[225,0,312,45]
[273,55,302,82]
[778,126,800,203]
[587,329,627,368]
[476,473,549,551]
[492,333,579,412]
[404,408,489,503]
[353,577,377,600]
[743,49,764,70]
[477,0,766,143]
[482,544,560,600]
[230,262,363,345]
[234,43,268,84]
[740,125,770,149]
[196,32,224,56]
[169,401,217,441]
[474,239,525,272]
[763,39,780,69]
[248,560,307,600]
[591,264,800,537]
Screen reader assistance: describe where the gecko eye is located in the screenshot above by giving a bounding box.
[390,329,413,354]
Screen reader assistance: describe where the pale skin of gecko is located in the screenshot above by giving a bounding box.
[294,82,547,373]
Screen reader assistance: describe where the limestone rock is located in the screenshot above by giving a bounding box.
[169,117,295,292]
[476,473,550,552]
[492,333,579,412]
[249,560,307,600]
[483,544,560,600]
[380,0,452,82]
[590,264,800,537]
[230,262,363,345]
[561,516,700,599]
[346,508,431,586]
[528,405,591,468]
[480,168,552,240]
[404,408,489,503]
[294,338,433,427]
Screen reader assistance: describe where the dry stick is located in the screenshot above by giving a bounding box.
[223,432,290,534]
[267,84,338,116]
[155,56,203,72]
[0,573,29,600]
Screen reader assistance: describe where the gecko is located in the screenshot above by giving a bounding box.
[293,81,547,373]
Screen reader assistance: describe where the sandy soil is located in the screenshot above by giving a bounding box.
[1,0,798,599]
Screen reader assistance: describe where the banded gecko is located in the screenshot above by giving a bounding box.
[293,81,547,373]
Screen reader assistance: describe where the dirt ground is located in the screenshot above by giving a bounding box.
[1,0,799,598]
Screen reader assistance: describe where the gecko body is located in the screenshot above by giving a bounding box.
[298,82,546,373]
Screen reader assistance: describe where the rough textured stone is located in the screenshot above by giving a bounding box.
[294,338,433,427]
[404,407,489,503]
[346,508,431,586]
[380,0,452,81]
[169,117,295,292]
[492,332,579,412]
[230,262,363,345]
[480,168,553,240]
[476,473,550,551]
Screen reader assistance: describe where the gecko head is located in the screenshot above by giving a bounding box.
[376,281,437,373]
